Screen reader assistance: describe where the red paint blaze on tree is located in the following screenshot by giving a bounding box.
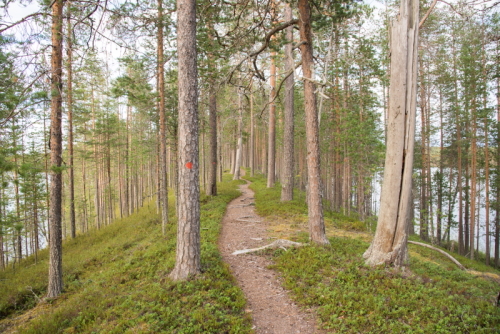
[169,0,200,281]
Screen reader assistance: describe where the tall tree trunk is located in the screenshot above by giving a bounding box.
[298,0,329,245]
[170,0,200,280]
[12,122,22,263]
[158,0,169,235]
[364,0,418,267]
[267,53,277,188]
[437,89,444,245]
[419,58,429,241]
[66,8,76,238]
[47,0,64,298]
[233,89,243,180]
[125,104,131,216]
[454,37,465,255]
[0,188,4,270]
[470,103,478,260]
[281,3,295,202]
[495,73,500,267]
[250,83,255,177]
[206,70,217,195]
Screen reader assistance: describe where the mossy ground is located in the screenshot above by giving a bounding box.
[0,176,252,333]
[247,172,500,333]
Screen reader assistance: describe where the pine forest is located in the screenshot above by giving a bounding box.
[1,0,500,332]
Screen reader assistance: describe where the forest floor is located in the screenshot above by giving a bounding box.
[218,175,324,334]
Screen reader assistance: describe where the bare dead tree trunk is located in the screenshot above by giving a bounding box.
[281,4,295,202]
[170,0,200,280]
[47,0,64,298]
[298,0,329,245]
[363,0,418,267]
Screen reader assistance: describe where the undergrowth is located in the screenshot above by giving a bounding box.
[247,172,500,333]
[0,176,252,333]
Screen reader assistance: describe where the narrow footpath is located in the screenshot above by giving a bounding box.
[218,177,322,334]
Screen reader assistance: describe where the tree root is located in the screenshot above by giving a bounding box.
[408,241,466,270]
[232,239,303,255]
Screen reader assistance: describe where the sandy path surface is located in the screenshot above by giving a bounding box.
[218,179,322,334]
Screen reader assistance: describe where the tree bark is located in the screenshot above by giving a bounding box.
[47,0,64,298]
[281,4,295,202]
[206,73,217,195]
[363,0,418,267]
[233,88,243,180]
[66,8,75,238]
[267,53,277,188]
[158,0,169,235]
[170,0,200,280]
[298,0,329,245]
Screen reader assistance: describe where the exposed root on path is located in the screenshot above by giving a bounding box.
[232,239,303,255]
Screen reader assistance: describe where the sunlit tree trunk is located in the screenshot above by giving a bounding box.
[364,0,418,267]
[233,89,243,180]
[250,83,255,177]
[281,3,295,202]
[170,0,200,280]
[267,53,277,188]
[47,0,64,298]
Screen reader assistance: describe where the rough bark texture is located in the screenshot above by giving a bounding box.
[281,4,295,202]
[170,0,200,281]
[363,0,418,267]
[206,82,217,195]
[47,0,64,298]
[233,89,243,180]
[158,0,169,235]
[267,54,277,188]
[298,0,329,245]
[67,9,75,239]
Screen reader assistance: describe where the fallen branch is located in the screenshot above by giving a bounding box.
[232,239,303,255]
[408,241,466,270]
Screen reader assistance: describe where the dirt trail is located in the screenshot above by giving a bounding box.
[218,178,322,334]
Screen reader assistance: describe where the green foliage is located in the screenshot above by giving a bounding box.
[246,173,368,232]
[0,176,252,333]
[247,175,500,333]
[271,241,500,333]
